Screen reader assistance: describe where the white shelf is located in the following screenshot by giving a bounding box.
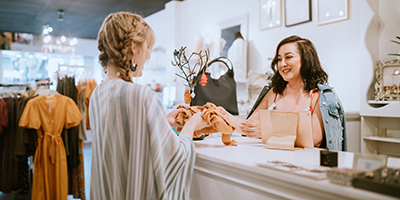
[363,136,400,144]
[361,100,400,117]
[367,100,390,105]
[361,116,400,155]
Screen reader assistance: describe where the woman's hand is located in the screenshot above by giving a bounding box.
[167,108,184,127]
[179,112,208,138]
[187,112,208,131]
[240,119,261,138]
[217,106,233,121]
[217,106,228,115]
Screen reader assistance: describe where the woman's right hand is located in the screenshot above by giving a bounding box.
[179,112,207,138]
[217,106,230,117]
[240,119,261,138]
[187,112,208,131]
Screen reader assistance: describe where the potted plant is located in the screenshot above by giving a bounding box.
[389,36,400,57]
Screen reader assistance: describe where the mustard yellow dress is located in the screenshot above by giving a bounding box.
[19,94,82,200]
[85,79,97,130]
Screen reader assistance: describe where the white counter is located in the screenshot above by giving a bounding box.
[190,133,398,200]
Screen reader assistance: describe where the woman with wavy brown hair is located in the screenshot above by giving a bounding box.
[223,35,347,151]
[89,12,207,200]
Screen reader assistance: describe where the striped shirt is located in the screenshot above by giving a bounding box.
[89,79,195,200]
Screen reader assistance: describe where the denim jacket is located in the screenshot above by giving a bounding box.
[247,83,347,151]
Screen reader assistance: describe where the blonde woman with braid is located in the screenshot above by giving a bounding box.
[89,12,207,200]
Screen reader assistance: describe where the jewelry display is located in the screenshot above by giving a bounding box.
[326,168,366,186]
[381,168,388,178]
[353,167,400,198]
[365,171,374,178]
[257,160,328,180]
[267,161,326,173]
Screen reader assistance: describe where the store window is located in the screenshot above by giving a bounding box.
[1,51,48,84]
[1,50,94,88]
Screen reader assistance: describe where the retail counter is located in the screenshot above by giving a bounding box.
[189,133,397,200]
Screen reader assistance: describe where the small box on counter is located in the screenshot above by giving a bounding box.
[320,150,338,167]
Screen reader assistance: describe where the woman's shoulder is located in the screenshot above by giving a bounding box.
[317,84,344,109]
[317,84,334,92]
[93,79,154,99]
[265,86,275,97]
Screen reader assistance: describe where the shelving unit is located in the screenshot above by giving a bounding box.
[360,59,400,158]
[361,102,400,157]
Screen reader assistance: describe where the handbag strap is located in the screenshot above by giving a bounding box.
[206,56,233,71]
[196,56,233,76]
[193,56,234,83]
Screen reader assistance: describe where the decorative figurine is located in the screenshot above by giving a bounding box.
[384,86,391,95]
[391,85,397,94]
[172,46,210,105]
[365,171,374,178]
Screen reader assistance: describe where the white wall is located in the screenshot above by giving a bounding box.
[145,0,400,113]
[73,38,100,58]
[145,0,361,112]
[360,0,400,117]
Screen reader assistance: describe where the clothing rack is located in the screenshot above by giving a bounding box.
[57,64,92,85]
[0,83,31,88]
[35,78,52,86]
[0,83,32,96]
[34,78,53,91]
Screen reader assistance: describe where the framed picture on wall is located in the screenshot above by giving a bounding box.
[258,0,282,30]
[284,0,312,27]
[316,0,349,26]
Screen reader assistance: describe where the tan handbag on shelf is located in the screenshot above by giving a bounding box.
[259,109,314,151]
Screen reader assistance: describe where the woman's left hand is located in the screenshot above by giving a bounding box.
[167,108,184,127]
[240,119,261,138]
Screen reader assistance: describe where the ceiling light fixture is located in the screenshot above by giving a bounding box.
[42,9,78,54]
[55,9,77,46]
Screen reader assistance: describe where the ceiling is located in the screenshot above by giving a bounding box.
[0,0,178,40]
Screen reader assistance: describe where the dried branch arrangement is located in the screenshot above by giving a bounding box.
[171,46,210,104]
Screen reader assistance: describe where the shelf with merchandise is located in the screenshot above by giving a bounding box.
[361,115,400,157]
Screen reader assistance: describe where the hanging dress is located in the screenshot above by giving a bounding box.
[19,94,82,200]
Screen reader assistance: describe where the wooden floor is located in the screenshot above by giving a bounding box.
[0,143,93,200]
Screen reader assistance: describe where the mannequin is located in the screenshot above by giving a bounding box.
[227,31,248,83]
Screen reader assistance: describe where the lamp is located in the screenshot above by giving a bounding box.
[42,9,78,54]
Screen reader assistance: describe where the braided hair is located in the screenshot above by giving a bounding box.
[97,11,153,82]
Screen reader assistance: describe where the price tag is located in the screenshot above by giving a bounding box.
[352,153,387,171]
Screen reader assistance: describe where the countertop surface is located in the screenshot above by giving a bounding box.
[191,132,399,200]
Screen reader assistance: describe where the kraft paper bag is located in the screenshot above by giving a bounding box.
[265,111,298,151]
[259,110,314,149]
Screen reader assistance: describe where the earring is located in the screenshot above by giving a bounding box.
[130,59,137,72]
[116,72,120,76]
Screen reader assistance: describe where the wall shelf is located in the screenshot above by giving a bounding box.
[361,116,400,157]
[361,100,400,118]
[363,136,400,144]
[367,100,391,104]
